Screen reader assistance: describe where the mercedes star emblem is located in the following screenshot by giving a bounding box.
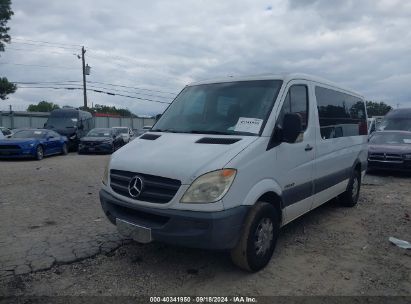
[128,175,144,198]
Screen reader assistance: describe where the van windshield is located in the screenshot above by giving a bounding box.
[152,80,283,136]
[46,117,78,129]
[369,132,411,145]
[87,129,112,138]
[379,118,411,132]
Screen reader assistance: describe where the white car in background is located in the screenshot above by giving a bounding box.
[112,127,134,144]
[0,127,12,138]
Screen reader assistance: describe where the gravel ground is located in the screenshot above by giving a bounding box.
[0,154,410,296]
[0,153,127,279]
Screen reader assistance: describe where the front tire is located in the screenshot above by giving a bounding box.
[230,202,280,272]
[339,169,361,207]
[35,145,44,160]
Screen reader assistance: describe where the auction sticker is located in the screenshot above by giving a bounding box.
[234,117,263,134]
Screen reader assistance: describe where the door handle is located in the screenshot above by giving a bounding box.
[305,144,313,151]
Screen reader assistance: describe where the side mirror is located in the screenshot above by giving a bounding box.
[282,113,302,143]
[47,136,53,140]
[78,124,84,130]
[155,114,162,121]
[43,123,47,128]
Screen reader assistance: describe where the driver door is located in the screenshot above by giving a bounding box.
[274,81,316,223]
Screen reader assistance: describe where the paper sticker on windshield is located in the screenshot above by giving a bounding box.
[104,133,110,136]
[234,117,263,134]
[404,139,411,144]
[34,131,42,134]
[71,118,78,122]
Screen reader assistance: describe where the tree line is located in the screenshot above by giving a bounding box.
[27,101,137,117]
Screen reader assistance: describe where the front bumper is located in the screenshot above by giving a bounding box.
[79,143,113,153]
[0,147,36,159]
[368,159,411,172]
[99,189,249,250]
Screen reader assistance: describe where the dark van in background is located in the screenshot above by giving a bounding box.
[378,108,411,132]
[44,108,93,150]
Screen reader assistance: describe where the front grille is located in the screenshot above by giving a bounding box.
[368,153,403,163]
[82,141,99,146]
[110,169,181,204]
[0,145,20,150]
[0,145,22,155]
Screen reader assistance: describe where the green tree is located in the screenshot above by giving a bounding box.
[89,104,136,117]
[0,76,16,100]
[27,101,60,112]
[366,101,392,117]
[0,0,13,52]
[0,0,16,100]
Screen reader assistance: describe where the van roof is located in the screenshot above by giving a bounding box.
[50,108,92,117]
[188,73,363,98]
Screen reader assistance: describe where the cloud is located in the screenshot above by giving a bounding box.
[1,0,410,114]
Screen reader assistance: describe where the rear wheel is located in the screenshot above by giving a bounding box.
[35,145,44,160]
[230,202,280,272]
[339,169,361,207]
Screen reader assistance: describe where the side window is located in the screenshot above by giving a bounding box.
[277,85,309,138]
[315,86,367,139]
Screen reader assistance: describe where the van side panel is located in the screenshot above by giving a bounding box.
[311,83,368,209]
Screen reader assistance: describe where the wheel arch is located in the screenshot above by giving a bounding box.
[241,179,284,223]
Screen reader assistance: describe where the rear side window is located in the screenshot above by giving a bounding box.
[315,87,367,139]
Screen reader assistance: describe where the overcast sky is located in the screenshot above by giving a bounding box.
[1,0,410,115]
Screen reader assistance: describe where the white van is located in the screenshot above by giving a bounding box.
[99,74,368,271]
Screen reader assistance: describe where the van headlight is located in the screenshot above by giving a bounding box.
[102,159,110,185]
[180,169,236,204]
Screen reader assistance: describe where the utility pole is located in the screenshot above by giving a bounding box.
[81,46,88,109]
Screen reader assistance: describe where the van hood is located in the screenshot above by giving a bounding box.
[110,133,258,184]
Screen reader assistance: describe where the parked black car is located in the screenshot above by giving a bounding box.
[78,128,123,154]
[368,131,411,172]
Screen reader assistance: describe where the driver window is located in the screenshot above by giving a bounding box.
[277,85,309,143]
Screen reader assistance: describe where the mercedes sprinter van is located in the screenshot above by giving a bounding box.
[99,74,368,271]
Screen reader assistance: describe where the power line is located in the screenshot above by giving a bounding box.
[12,38,82,47]
[5,46,76,56]
[12,80,81,84]
[16,83,173,101]
[86,84,172,100]
[0,62,78,70]
[11,80,178,97]
[16,86,171,104]
[87,81,177,95]
[10,41,78,51]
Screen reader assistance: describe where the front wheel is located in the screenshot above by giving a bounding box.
[339,169,361,207]
[35,145,44,160]
[230,202,280,272]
